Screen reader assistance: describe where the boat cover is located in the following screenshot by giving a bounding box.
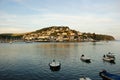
[50,61,60,66]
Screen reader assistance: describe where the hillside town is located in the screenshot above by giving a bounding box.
[23,26,99,42]
[0,26,115,43]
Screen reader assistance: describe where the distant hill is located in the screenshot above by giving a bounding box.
[23,26,115,42]
[0,26,115,42]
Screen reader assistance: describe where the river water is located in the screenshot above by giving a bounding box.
[0,41,120,80]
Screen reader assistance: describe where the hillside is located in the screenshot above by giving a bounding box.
[23,26,115,42]
[0,26,115,42]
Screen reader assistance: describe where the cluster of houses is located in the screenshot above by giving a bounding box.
[23,26,94,42]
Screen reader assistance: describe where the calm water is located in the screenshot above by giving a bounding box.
[0,41,120,80]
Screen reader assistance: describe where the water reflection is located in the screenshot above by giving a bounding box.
[37,43,79,49]
[49,66,61,72]
[0,41,120,80]
[103,60,116,64]
[92,42,96,45]
[35,43,80,60]
[80,59,91,64]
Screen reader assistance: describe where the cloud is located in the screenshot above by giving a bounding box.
[12,0,27,3]
[0,27,26,33]
[0,12,120,39]
[0,12,117,27]
[11,0,48,12]
[0,0,120,39]
[39,14,114,26]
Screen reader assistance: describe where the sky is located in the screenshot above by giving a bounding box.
[0,0,120,39]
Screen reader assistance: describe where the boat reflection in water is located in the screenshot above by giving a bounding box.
[49,60,61,71]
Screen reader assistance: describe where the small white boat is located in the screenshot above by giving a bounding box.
[80,55,91,63]
[103,55,115,63]
[106,52,115,58]
[49,60,61,71]
[80,77,92,80]
[103,57,114,62]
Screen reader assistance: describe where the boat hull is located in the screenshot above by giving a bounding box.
[80,58,91,63]
[49,65,61,71]
[103,58,115,63]
[49,63,61,71]
[99,70,120,80]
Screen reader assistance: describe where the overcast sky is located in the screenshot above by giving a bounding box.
[0,0,120,39]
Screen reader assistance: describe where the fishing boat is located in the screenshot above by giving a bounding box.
[80,55,91,63]
[49,60,61,71]
[103,55,115,63]
[79,76,92,80]
[99,70,120,80]
[106,52,115,58]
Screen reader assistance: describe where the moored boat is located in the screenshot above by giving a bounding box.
[103,57,114,62]
[106,52,115,58]
[79,76,92,80]
[99,70,120,80]
[80,55,91,63]
[103,55,115,63]
[49,60,61,71]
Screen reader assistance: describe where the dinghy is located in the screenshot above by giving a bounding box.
[80,55,91,63]
[79,77,92,80]
[49,60,61,71]
[103,55,115,63]
[106,52,115,58]
[99,70,120,80]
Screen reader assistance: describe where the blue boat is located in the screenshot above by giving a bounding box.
[99,70,120,80]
